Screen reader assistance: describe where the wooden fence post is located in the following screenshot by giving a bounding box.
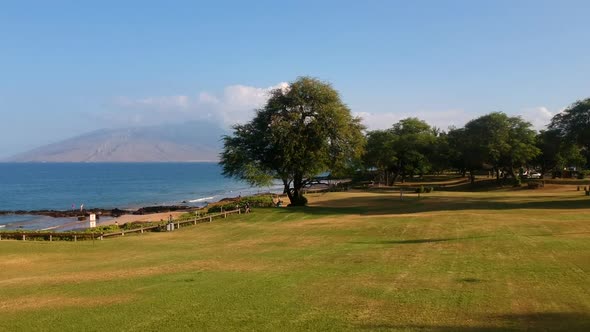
[74,235,77,242]
[49,235,52,242]
[209,216,212,222]
[224,212,227,218]
[141,227,144,234]
[22,234,26,241]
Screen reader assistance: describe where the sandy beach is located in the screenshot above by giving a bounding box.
[100,211,187,226]
[40,211,190,231]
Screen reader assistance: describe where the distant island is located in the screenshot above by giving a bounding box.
[4,121,227,162]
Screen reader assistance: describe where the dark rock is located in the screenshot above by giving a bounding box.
[133,205,189,215]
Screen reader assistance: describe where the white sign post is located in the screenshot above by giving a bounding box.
[89,213,96,228]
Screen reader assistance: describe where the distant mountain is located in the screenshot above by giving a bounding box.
[5,121,228,162]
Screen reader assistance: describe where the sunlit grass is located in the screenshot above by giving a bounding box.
[1,185,589,331]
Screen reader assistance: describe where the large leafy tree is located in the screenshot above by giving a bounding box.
[535,129,586,177]
[364,118,436,185]
[549,98,590,167]
[220,77,365,206]
[459,112,539,183]
[447,127,482,180]
[364,129,397,185]
[534,129,563,177]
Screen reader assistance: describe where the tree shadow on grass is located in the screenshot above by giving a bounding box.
[349,235,491,245]
[278,194,590,217]
[357,312,590,331]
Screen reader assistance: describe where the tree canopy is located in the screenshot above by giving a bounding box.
[550,98,590,167]
[364,118,437,185]
[220,77,365,206]
[458,112,539,182]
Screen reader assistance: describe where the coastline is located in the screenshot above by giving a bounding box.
[0,192,279,232]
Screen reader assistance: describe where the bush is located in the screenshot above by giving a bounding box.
[289,195,308,206]
[86,224,120,233]
[207,203,237,214]
[513,178,522,187]
[425,186,434,193]
[415,186,425,193]
[241,195,275,207]
[207,195,276,213]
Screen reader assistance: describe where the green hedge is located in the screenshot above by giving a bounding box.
[207,195,276,213]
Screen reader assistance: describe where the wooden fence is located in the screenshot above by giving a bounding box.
[0,209,243,242]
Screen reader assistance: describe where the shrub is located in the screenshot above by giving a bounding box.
[513,178,522,187]
[415,186,425,193]
[241,195,275,207]
[86,224,120,233]
[207,195,276,213]
[289,195,308,206]
[207,203,237,214]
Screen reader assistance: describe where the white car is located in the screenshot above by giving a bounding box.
[528,172,542,179]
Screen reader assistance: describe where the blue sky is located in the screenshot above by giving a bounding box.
[1,0,589,157]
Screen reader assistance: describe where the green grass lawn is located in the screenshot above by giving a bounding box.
[1,185,589,331]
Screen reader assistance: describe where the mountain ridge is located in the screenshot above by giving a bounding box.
[5,121,227,162]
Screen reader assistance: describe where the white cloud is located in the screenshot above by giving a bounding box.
[102,82,288,127]
[214,82,289,126]
[104,86,561,133]
[517,106,554,131]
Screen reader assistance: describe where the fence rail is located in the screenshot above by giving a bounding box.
[0,232,97,241]
[0,209,243,242]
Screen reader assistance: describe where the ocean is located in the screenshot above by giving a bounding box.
[0,162,280,230]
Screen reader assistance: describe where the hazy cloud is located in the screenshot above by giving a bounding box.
[356,106,558,132]
[104,86,559,133]
[517,106,554,131]
[102,82,288,127]
[201,83,289,126]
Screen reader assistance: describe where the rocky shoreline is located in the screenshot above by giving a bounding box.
[0,205,192,219]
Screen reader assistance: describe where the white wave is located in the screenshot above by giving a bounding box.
[189,196,216,203]
[0,225,5,228]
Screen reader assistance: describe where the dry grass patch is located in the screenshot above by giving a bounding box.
[1,294,134,313]
[0,258,272,287]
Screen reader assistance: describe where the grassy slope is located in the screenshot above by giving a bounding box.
[1,186,589,331]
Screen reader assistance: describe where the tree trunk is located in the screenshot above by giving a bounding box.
[469,170,476,184]
[287,174,307,206]
[389,172,398,186]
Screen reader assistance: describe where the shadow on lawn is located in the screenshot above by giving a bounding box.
[350,235,491,245]
[357,312,590,331]
[278,194,590,217]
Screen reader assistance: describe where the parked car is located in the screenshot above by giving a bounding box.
[528,172,542,179]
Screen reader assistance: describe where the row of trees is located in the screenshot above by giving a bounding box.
[365,108,589,185]
[220,77,590,205]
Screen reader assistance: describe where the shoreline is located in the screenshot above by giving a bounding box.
[0,192,281,232]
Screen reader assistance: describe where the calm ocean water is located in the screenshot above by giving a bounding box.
[0,163,279,230]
